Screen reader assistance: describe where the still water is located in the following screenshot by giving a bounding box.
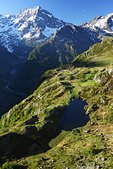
[60,99,89,131]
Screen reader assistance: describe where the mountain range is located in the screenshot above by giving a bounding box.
[1,6,113,168]
[1,6,113,113]
[1,7,113,57]
[0,6,101,112]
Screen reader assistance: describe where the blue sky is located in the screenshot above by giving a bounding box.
[0,0,113,25]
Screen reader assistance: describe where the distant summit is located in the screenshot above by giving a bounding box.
[83,13,113,36]
[0,6,65,56]
[1,6,113,57]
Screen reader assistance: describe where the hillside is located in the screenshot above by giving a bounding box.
[73,38,113,67]
[11,24,99,94]
[1,39,113,168]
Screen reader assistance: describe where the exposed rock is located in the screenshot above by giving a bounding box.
[108,65,113,76]
[94,69,110,85]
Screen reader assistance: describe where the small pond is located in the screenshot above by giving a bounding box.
[60,99,89,131]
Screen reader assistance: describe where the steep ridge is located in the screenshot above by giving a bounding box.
[29,24,99,65]
[1,39,113,168]
[11,24,100,93]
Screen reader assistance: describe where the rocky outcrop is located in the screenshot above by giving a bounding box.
[94,69,110,85]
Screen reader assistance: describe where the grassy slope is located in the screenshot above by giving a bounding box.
[73,39,113,68]
[1,39,113,168]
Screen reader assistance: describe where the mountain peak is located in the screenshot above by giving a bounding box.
[19,6,41,15]
[83,13,113,35]
[5,14,11,18]
[0,6,65,54]
[106,13,113,19]
[15,6,41,23]
[18,6,54,19]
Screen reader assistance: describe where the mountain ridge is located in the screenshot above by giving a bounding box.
[83,13,113,37]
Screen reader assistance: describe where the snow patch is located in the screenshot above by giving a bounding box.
[28,16,35,21]
[42,26,57,37]
[34,32,40,38]
[23,32,31,39]
[47,13,53,18]
[18,22,28,31]
[5,14,11,18]
[86,13,113,34]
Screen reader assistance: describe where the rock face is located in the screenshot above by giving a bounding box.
[108,66,113,76]
[29,24,100,66]
[94,69,111,85]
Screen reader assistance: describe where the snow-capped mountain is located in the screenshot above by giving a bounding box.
[83,13,113,36]
[0,6,65,55]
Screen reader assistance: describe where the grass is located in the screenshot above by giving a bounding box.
[1,39,113,168]
[73,39,113,68]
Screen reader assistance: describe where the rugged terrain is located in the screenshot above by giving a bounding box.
[83,13,113,39]
[11,24,99,94]
[0,39,113,168]
[1,7,113,169]
[0,6,65,56]
[0,6,101,114]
